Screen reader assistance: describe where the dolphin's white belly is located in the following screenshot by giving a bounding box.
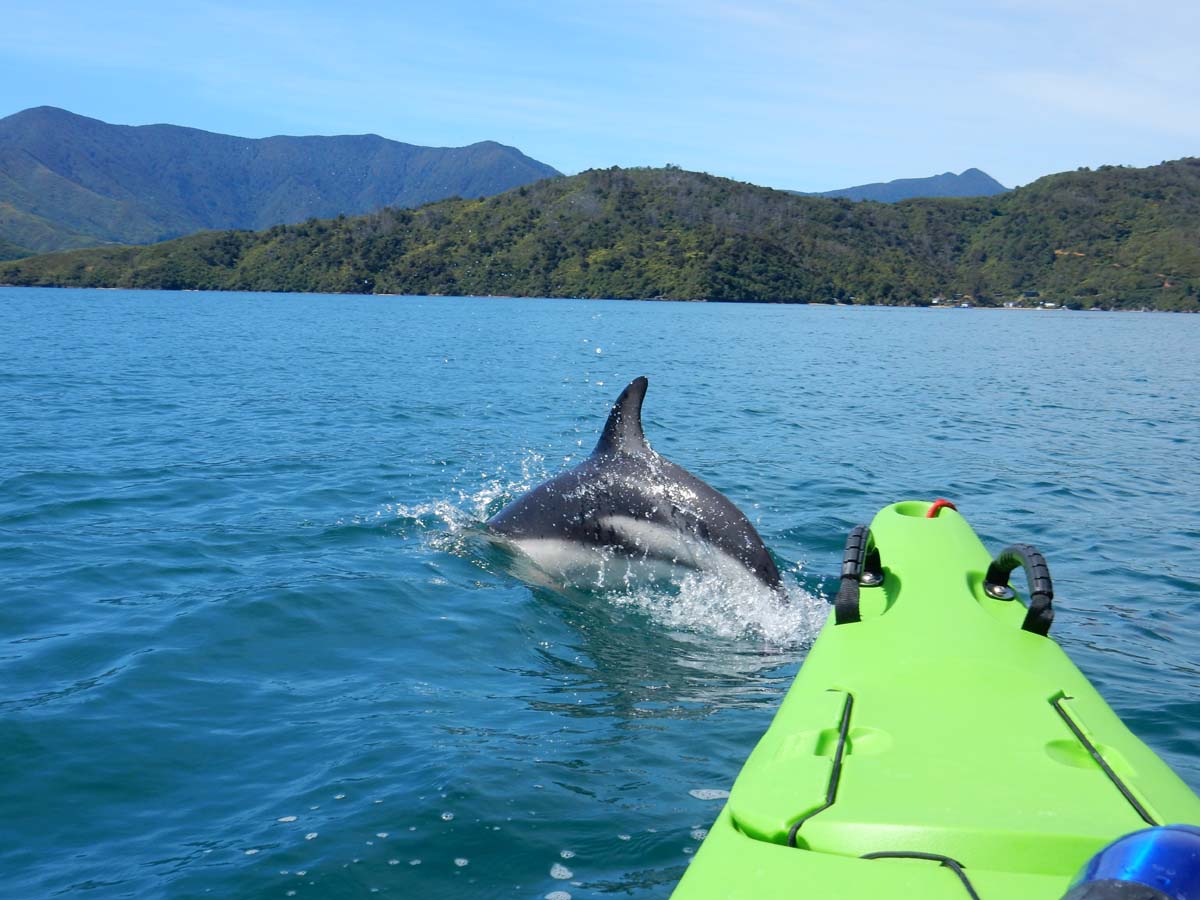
[499,515,759,593]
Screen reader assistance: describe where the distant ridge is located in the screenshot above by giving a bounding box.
[0,106,561,257]
[798,168,1010,203]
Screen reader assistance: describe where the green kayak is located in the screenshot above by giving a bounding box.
[672,501,1200,900]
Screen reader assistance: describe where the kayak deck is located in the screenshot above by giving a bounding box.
[672,502,1200,899]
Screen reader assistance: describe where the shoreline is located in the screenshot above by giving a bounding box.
[0,283,1190,313]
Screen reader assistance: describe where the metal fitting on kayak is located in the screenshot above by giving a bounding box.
[1061,825,1200,900]
[984,543,1055,635]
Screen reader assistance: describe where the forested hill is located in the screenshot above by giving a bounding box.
[2,158,1198,311]
[0,106,560,258]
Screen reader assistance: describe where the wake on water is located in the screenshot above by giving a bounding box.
[346,451,829,648]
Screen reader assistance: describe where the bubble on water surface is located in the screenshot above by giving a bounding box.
[441,811,454,821]
[559,849,575,859]
[305,832,318,840]
[244,849,259,855]
[689,789,729,801]
[617,834,631,841]
[546,892,572,900]
[691,828,708,841]
[409,859,421,866]
[277,815,297,823]
[376,832,388,838]
[455,858,469,867]
[550,863,573,879]
[389,859,399,865]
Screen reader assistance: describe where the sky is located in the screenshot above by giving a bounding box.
[3,0,1198,191]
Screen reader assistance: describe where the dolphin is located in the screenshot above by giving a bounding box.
[486,377,786,599]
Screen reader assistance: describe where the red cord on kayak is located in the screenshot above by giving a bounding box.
[926,498,958,518]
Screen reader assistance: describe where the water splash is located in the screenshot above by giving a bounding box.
[335,450,552,540]
[583,557,825,646]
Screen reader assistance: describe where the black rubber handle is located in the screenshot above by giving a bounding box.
[835,525,882,625]
[985,543,1054,636]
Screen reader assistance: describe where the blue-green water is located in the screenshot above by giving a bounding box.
[1,288,1197,899]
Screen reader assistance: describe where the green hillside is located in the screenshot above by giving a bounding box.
[2,160,1198,311]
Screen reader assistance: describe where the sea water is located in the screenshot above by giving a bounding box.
[1,288,1197,898]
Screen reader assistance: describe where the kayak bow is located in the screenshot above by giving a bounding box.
[672,501,1200,900]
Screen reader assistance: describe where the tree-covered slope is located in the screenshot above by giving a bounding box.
[0,106,561,255]
[957,162,1200,311]
[3,160,1197,311]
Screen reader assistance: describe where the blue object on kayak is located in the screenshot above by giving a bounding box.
[1067,825,1200,899]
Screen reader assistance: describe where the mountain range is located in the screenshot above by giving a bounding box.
[0,106,561,258]
[0,108,1018,262]
[804,168,1010,202]
[4,158,1196,311]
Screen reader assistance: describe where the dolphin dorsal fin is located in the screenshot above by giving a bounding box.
[594,376,649,456]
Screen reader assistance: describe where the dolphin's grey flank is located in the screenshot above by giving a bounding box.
[486,377,786,598]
